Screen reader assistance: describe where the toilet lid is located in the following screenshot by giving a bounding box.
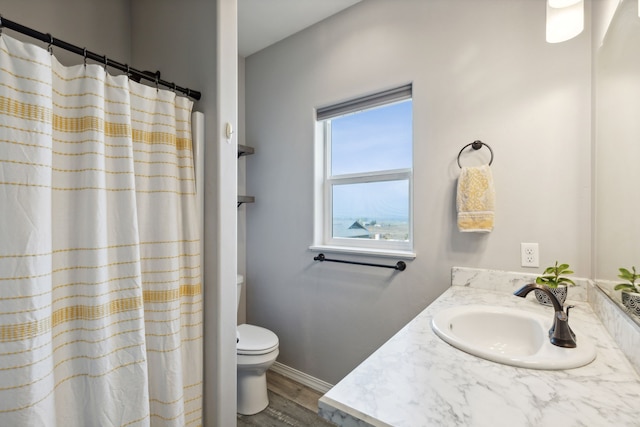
[237,324,279,355]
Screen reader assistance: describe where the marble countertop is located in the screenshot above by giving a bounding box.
[319,285,640,427]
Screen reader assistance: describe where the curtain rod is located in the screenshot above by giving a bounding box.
[0,15,202,101]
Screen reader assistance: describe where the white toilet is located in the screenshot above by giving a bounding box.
[236,275,279,415]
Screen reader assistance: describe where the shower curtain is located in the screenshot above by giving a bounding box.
[0,34,202,426]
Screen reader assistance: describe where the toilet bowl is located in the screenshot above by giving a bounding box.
[236,275,279,415]
[237,324,279,415]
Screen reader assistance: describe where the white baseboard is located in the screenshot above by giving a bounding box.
[269,362,333,394]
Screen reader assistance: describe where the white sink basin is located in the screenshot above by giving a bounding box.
[431,305,596,370]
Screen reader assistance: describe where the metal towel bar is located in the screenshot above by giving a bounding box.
[313,253,406,271]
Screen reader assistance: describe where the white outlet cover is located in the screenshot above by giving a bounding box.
[521,243,539,268]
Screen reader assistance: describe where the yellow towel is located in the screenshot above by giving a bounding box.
[456,165,495,232]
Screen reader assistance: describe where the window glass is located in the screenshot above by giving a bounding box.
[315,85,413,252]
[330,100,413,176]
[332,180,410,242]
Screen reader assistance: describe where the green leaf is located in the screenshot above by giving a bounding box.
[618,268,633,280]
[615,283,634,291]
[558,277,576,286]
[557,264,570,271]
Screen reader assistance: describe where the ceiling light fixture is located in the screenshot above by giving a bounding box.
[546,0,584,43]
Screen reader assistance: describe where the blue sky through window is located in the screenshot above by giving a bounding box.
[331,99,412,176]
[333,180,409,220]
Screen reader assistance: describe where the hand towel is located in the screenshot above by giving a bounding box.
[456,165,495,232]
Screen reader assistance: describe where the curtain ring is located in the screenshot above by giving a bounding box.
[172,83,177,93]
[155,74,159,91]
[103,55,108,71]
[83,48,87,67]
[125,64,130,79]
[47,33,53,54]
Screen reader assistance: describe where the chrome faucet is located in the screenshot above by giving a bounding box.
[514,283,577,348]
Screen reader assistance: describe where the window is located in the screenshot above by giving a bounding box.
[313,85,413,254]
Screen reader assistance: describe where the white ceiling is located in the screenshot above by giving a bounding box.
[238,0,362,57]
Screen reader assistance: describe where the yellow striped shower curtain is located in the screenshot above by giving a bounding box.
[0,34,202,426]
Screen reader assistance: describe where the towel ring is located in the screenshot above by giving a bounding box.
[457,140,494,168]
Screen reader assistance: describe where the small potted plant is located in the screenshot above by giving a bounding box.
[614,267,640,317]
[534,261,576,306]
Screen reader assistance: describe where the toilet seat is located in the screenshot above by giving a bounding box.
[237,324,279,355]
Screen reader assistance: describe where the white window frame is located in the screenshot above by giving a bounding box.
[311,85,415,257]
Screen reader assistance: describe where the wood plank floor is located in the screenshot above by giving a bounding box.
[236,370,333,426]
[266,370,325,413]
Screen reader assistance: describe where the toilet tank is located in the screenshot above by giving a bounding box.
[236,274,243,312]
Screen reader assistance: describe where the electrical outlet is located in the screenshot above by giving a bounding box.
[521,243,539,268]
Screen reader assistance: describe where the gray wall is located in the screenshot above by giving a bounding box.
[244,0,592,385]
[238,55,248,325]
[1,0,131,65]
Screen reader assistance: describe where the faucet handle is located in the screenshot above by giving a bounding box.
[565,305,575,318]
[565,305,576,340]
